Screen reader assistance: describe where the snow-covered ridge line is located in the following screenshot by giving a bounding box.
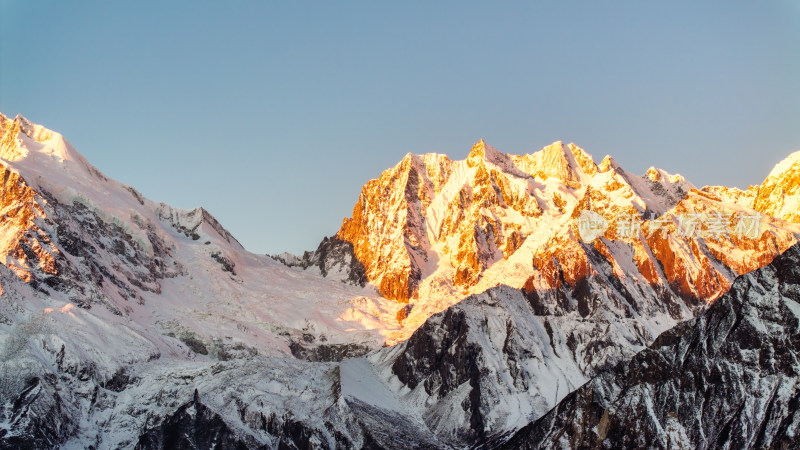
[0,111,405,365]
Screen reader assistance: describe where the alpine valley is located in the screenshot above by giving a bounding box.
[1,112,799,449]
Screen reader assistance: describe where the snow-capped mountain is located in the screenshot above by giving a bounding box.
[0,113,413,354]
[1,112,799,448]
[497,241,800,449]
[295,139,798,345]
[0,113,407,447]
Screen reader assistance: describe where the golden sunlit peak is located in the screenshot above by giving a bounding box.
[598,154,619,173]
[646,167,662,182]
[466,139,487,167]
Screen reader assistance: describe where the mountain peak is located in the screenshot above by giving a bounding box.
[540,140,569,168]
[567,143,599,176]
[1,113,56,147]
[754,150,800,223]
[466,139,505,167]
[541,140,566,157]
[519,140,582,186]
[598,155,619,172]
[645,167,661,182]
[0,112,71,163]
[767,150,800,180]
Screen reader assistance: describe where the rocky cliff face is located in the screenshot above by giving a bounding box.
[272,235,367,288]
[497,242,800,449]
[374,232,728,446]
[336,152,452,301]
[296,139,798,345]
[0,115,185,311]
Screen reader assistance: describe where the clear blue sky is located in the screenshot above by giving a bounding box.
[1,1,799,254]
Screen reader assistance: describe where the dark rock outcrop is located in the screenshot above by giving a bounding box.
[0,376,77,450]
[135,390,258,450]
[272,236,367,287]
[497,243,800,449]
[289,341,371,362]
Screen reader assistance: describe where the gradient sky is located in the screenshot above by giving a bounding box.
[1,1,799,254]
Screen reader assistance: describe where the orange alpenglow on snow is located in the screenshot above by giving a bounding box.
[333,138,799,324]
